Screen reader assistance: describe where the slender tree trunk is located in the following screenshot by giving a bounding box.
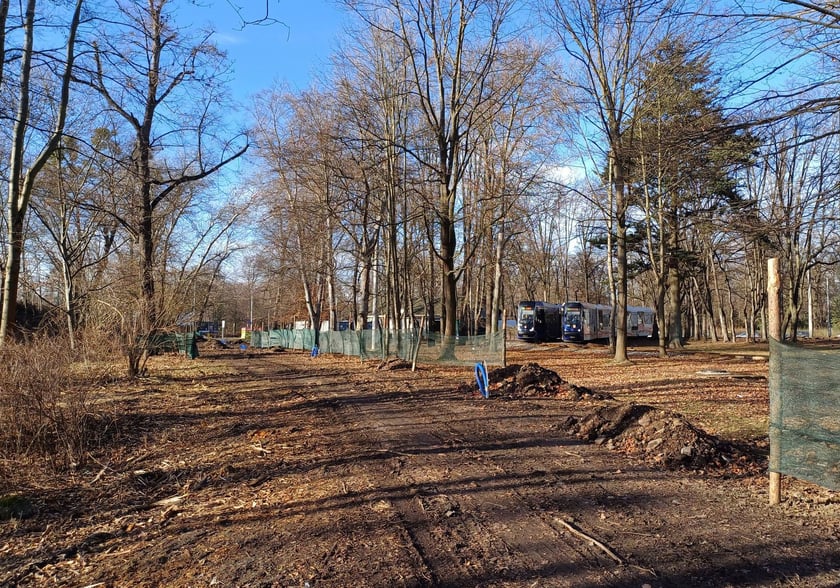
[490,228,504,337]
[1,0,36,344]
[611,153,629,363]
[62,256,76,350]
[358,255,372,332]
[1,0,81,345]
[614,187,629,362]
[666,209,684,348]
[440,182,459,357]
[711,251,728,342]
[427,241,436,335]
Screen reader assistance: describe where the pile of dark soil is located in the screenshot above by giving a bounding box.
[460,362,763,474]
[376,358,412,370]
[563,402,763,473]
[459,362,614,400]
[563,403,723,468]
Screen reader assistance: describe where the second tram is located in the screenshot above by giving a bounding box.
[561,301,611,342]
[562,301,656,342]
[628,305,656,338]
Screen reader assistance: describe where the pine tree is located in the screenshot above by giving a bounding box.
[627,36,756,353]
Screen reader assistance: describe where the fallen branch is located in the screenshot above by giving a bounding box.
[251,443,272,455]
[90,463,109,485]
[554,517,623,564]
[153,495,184,507]
[125,451,152,465]
[86,453,111,484]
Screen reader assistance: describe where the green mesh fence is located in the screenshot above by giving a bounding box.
[148,332,198,359]
[409,331,506,366]
[251,328,505,366]
[175,332,199,359]
[769,338,840,491]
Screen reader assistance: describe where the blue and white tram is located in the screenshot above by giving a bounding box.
[516,300,563,342]
[628,305,656,338]
[562,301,611,342]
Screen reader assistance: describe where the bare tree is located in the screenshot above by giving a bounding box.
[29,136,120,349]
[347,0,520,348]
[756,117,840,340]
[543,0,682,362]
[0,0,84,345]
[252,87,343,339]
[468,40,549,337]
[332,27,412,333]
[77,0,247,374]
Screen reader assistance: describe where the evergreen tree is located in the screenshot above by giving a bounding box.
[627,36,756,353]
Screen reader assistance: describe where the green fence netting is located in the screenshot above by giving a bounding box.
[769,338,840,491]
[148,332,199,359]
[251,328,505,366]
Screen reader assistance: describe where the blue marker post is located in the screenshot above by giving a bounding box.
[475,361,489,399]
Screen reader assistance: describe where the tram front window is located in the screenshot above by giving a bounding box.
[564,310,581,330]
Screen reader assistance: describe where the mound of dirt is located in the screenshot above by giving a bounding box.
[376,358,412,370]
[460,362,761,474]
[563,402,754,471]
[459,363,613,400]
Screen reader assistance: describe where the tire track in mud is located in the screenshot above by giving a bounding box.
[323,379,647,587]
[277,368,441,586]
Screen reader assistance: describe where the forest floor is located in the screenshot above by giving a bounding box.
[1,338,839,587]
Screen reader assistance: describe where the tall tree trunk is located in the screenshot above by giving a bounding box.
[440,182,459,353]
[62,255,76,350]
[614,185,629,362]
[427,240,436,335]
[666,209,684,348]
[490,227,504,337]
[357,255,372,332]
[1,0,81,345]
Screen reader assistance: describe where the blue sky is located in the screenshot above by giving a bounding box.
[180,1,347,101]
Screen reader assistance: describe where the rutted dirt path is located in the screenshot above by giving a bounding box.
[2,347,839,587]
[324,372,642,586]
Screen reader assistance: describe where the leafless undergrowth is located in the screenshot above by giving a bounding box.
[0,333,118,473]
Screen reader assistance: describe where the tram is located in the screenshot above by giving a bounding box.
[561,301,611,342]
[628,305,656,338]
[562,301,656,342]
[516,300,563,342]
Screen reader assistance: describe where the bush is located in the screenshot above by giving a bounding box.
[0,335,115,470]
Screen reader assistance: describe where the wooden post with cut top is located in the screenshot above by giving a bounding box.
[502,309,507,368]
[768,257,782,505]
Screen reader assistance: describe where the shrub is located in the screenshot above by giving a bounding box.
[0,335,115,470]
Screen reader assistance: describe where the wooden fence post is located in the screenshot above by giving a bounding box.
[768,257,782,506]
[502,309,507,368]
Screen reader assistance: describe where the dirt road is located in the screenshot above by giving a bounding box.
[2,346,839,587]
